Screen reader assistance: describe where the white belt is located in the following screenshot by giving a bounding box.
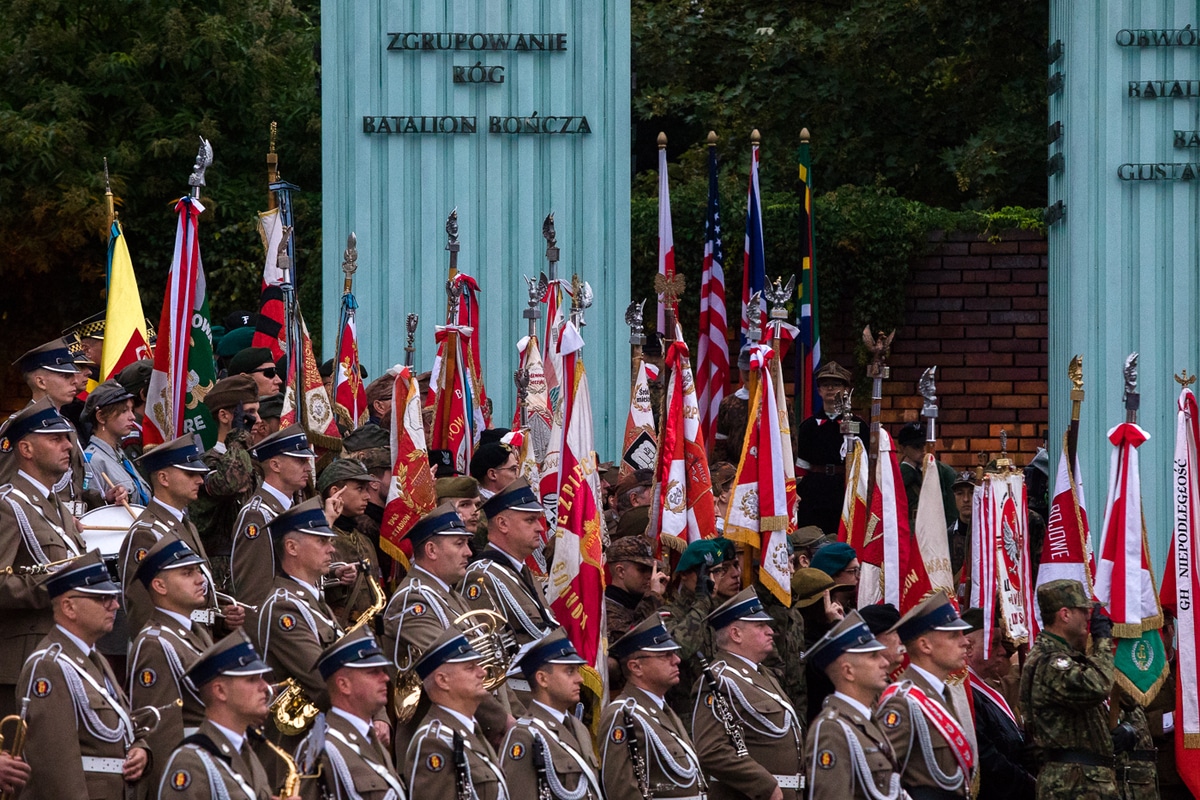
[81,756,124,775]
[507,678,531,693]
[184,726,200,737]
[774,774,804,789]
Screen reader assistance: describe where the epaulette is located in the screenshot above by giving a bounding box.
[181,732,233,766]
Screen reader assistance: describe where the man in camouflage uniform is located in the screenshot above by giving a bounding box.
[605,535,662,640]
[191,375,261,589]
[1019,578,1120,800]
[756,577,808,723]
[1115,692,1158,800]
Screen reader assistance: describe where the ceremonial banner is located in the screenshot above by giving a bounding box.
[769,341,798,533]
[860,431,929,611]
[697,143,728,454]
[741,141,767,344]
[100,220,151,382]
[1164,388,1200,792]
[654,336,717,552]
[1034,435,1094,634]
[795,134,822,418]
[1095,420,1168,702]
[252,209,287,360]
[451,273,491,428]
[333,292,367,429]
[540,279,565,407]
[656,143,676,334]
[619,358,658,481]
[838,437,870,555]
[724,344,791,605]
[382,366,437,566]
[143,197,217,449]
[546,321,607,706]
[430,325,482,475]
[281,308,342,453]
[970,474,1031,658]
[512,335,552,463]
[914,454,955,594]
[256,207,287,288]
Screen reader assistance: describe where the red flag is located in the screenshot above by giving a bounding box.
[280,308,341,453]
[430,325,481,474]
[619,359,658,482]
[1034,437,1094,635]
[450,274,491,428]
[970,473,1032,657]
[1164,389,1200,794]
[333,296,367,428]
[382,367,437,567]
[838,438,870,551]
[858,430,930,612]
[546,322,607,706]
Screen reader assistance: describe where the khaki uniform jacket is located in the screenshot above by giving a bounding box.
[156,720,273,799]
[804,693,902,800]
[599,684,706,800]
[501,701,601,800]
[130,608,214,797]
[460,546,557,648]
[0,472,87,692]
[229,488,289,606]
[18,626,147,800]
[875,667,971,797]
[381,566,516,761]
[691,649,804,800]
[405,704,508,800]
[301,709,407,800]
[120,500,214,633]
[326,518,384,630]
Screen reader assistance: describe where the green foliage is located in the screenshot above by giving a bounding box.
[632,0,1047,210]
[0,0,323,364]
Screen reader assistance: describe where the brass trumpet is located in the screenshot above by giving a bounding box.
[268,678,320,736]
[0,699,28,800]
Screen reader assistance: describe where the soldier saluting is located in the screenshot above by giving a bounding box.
[692,586,804,800]
[501,628,602,798]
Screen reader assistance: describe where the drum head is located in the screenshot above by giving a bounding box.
[77,504,144,558]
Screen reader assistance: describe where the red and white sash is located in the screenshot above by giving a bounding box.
[880,682,975,775]
[967,669,1016,726]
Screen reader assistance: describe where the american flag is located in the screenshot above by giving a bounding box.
[742,141,767,344]
[697,143,729,453]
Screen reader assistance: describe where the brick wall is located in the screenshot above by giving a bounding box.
[819,229,1049,472]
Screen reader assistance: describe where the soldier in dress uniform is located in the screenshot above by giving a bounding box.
[156,630,289,800]
[460,478,557,705]
[1019,579,1120,800]
[404,628,509,800]
[317,458,384,628]
[0,400,90,717]
[501,628,602,800]
[693,586,805,800]
[128,538,215,797]
[230,426,316,606]
[802,610,903,800]
[301,627,408,800]
[120,434,244,633]
[18,550,151,799]
[600,613,706,800]
[793,362,866,535]
[875,592,975,800]
[253,497,347,781]
[381,502,515,758]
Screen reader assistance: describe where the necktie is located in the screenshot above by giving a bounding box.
[89,650,118,698]
[519,565,553,625]
[120,457,149,505]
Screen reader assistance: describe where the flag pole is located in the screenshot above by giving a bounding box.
[404,314,418,368]
[445,208,460,319]
[864,326,894,499]
[266,121,278,211]
[333,232,358,421]
[920,366,939,456]
[795,127,813,430]
[1066,355,1084,469]
[103,158,116,236]
[765,275,795,354]
[626,299,645,384]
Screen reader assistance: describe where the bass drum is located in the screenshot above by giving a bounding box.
[78,504,144,560]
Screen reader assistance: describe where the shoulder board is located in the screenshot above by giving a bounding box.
[181,733,233,765]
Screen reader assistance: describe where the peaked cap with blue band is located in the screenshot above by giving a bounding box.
[480,477,543,518]
[414,628,483,681]
[267,497,337,539]
[802,610,885,673]
[135,434,209,474]
[251,425,315,462]
[14,340,82,375]
[706,585,774,630]
[514,627,586,680]
[315,628,391,680]
[610,612,680,661]
[0,400,73,453]
[406,502,470,547]
[892,591,972,643]
[135,538,206,587]
[186,631,272,688]
[45,550,121,599]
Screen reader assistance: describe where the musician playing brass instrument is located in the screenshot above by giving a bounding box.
[156,630,296,800]
[692,587,805,800]
[18,550,150,799]
[404,628,509,800]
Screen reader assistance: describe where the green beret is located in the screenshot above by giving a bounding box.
[216,327,256,359]
[227,346,274,375]
[257,393,285,419]
[675,538,736,574]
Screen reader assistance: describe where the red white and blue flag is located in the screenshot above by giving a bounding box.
[796,140,822,418]
[697,144,729,454]
[741,141,767,345]
[657,144,676,335]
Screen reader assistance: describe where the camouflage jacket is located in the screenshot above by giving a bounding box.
[189,427,259,584]
[1019,631,1115,766]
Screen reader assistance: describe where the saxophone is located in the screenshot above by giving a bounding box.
[269,677,320,736]
[251,726,322,797]
[697,652,749,758]
[345,560,385,635]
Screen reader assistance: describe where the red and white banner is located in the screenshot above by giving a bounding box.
[1034,437,1094,635]
[914,454,955,594]
[724,345,792,605]
[657,146,675,334]
[511,335,552,462]
[619,358,658,482]
[546,321,607,705]
[382,367,437,567]
[281,308,342,453]
[859,431,929,611]
[838,438,870,552]
[430,325,483,475]
[654,336,717,552]
[333,308,367,429]
[1163,388,1200,794]
[970,474,1031,657]
[1095,422,1162,635]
